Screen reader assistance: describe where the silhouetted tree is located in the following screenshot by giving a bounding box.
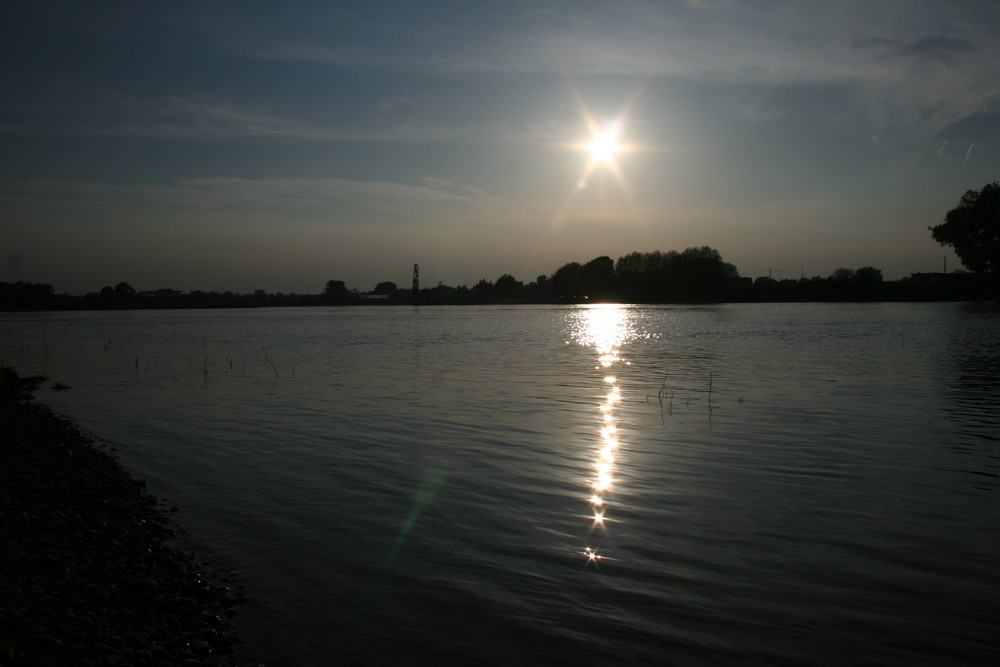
[616,251,664,300]
[423,282,457,303]
[853,266,883,287]
[824,266,885,298]
[324,279,349,304]
[831,268,855,282]
[682,247,737,299]
[552,261,583,297]
[581,256,616,300]
[526,274,556,300]
[494,274,523,300]
[98,286,116,306]
[114,282,136,302]
[615,251,645,275]
[373,281,398,297]
[470,278,494,301]
[615,250,668,275]
[930,181,1000,273]
[0,281,55,310]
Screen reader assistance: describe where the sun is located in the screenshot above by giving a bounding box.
[549,82,649,228]
[588,123,621,164]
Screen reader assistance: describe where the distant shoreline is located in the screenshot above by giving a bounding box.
[1,290,996,312]
[3,262,998,311]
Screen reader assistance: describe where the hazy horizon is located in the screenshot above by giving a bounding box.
[3,1,999,294]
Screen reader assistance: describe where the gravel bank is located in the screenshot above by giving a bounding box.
[0,370,255,666]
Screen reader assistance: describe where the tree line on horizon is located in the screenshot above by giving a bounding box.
[333,246,745,305]
[0,245,990,312]
[3,180,997,311]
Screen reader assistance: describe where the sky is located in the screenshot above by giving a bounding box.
[2,0,999,294]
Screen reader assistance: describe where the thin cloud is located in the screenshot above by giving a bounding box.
[5,2,997,148]
[3,176,460,201]
[0,176,503,220]
[100,95,392,142]
[963,141,975,168]
[2,89,510,144]
[227,2,1000,144]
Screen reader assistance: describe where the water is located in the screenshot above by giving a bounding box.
[3,302,999,665]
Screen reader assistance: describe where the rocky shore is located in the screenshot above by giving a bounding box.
[0,369,255,666]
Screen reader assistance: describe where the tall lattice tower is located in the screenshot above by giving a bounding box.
[412,263,419,304]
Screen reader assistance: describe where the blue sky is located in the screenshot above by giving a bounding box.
[3,0,999,293]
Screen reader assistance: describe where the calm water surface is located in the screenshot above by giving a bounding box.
[3,303,999,665]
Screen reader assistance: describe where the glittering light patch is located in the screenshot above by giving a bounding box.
[571,306,637,567]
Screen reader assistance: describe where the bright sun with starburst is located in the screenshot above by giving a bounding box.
[588,123,621,164]
[548,84,651,229]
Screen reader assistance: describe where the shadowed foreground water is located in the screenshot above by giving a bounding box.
[3,302,998,665]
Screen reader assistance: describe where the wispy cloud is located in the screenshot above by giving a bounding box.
[238,1,1000,141]
[963,141,975,168]
[0,175,506,222]
[0,89,493,144]
[6,2,996,150]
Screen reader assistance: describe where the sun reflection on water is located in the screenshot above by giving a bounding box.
[571,304,634,565]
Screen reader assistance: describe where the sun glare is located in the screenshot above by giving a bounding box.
[551,81,650,230]
[588,124,621,164]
